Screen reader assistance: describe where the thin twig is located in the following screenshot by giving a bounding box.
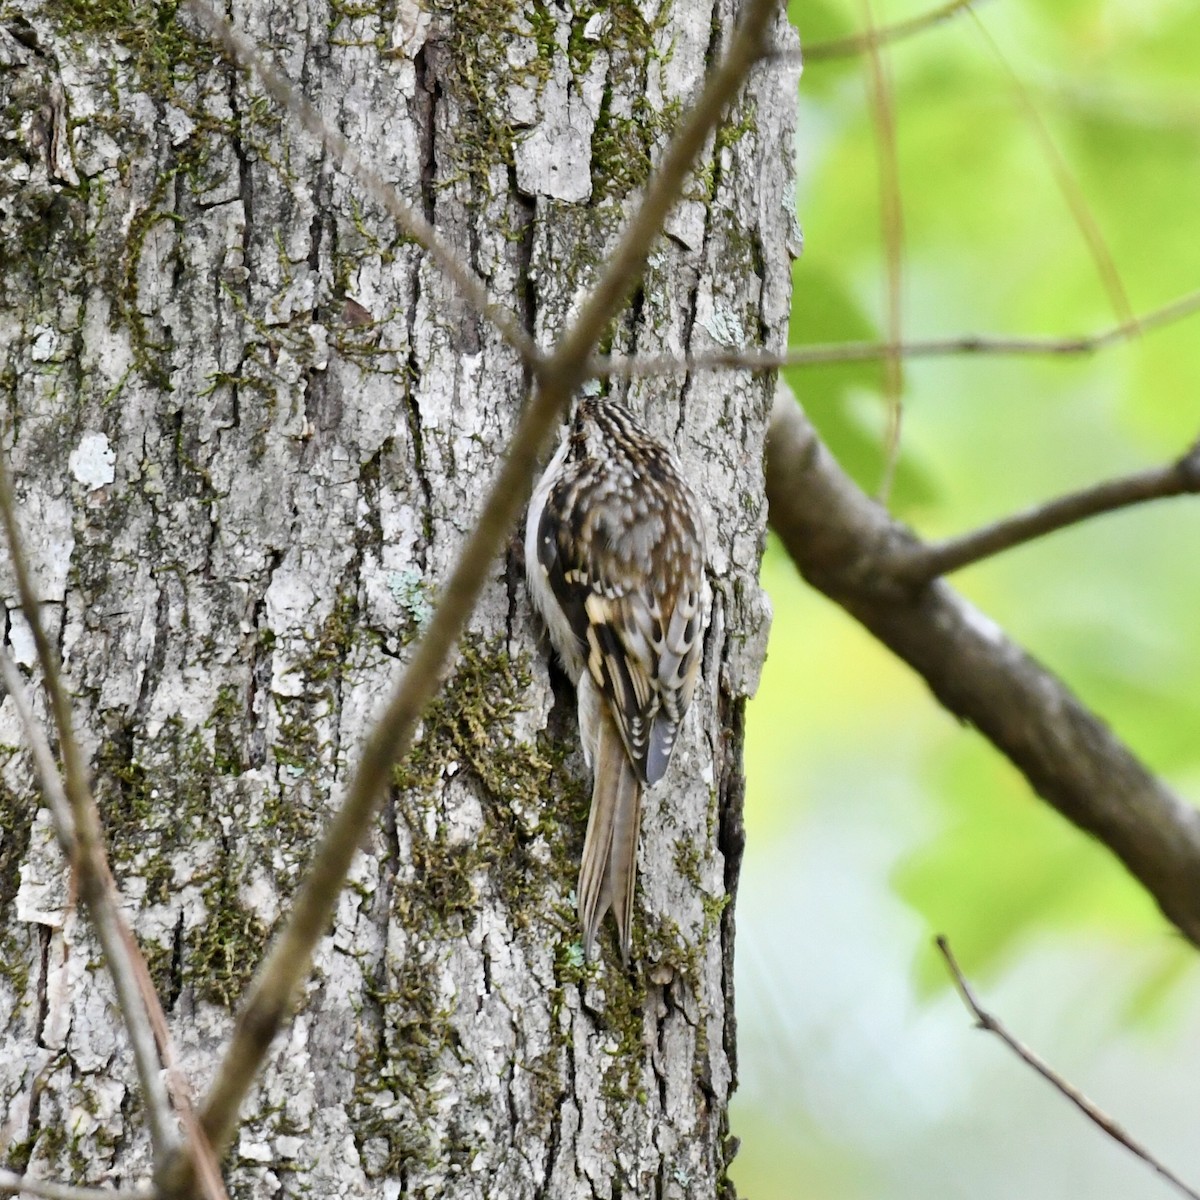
[898,443,1200,582]
[110,921,227,1200]
[0,459,179,1165]
[969,10,1136,334]
[182,0,543,372]
[937,936,1200,1200]
[0,651,73,836]
[858,0,905,502]
[801,0,980,62]
[590,283,1200,376]
[0,1171,153,1200]
[164,0,783,1180]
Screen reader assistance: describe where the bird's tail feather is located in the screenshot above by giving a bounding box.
[578,706,644,963]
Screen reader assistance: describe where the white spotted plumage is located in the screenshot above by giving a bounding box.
[525,396,708,961]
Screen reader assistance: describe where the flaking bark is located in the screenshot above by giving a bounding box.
[0,1,794,1195]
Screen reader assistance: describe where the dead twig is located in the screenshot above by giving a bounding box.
[968,10,1136,335]
[857,0,905,502]
[937,936,1200,1200]
[0,466,228,1199]
[0,461,179,1166]
[897,438,1200,581]
[590,283,1200,376]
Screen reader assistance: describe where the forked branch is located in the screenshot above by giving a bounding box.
[765,390,1200,948]
[0,462,179,1168]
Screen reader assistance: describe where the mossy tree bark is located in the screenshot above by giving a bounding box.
[0,1,794,1196]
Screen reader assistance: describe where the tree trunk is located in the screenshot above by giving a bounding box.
[0,1,794,1195]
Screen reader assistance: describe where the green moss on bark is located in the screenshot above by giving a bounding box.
[51,0,210,98]
[0,748,34,1002]
[93,713,269,1008]
[189,856,268,1007]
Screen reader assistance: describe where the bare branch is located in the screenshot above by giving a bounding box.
[164,0,785,1178]
[0,1171,153,1200]
[765,387,1200,948]
[899,442,1200,581]
[937,937,1200,1200]
[801,0,980,62]
[0,493,225,1195]
[0,460,179,1164]
[182,0,543,370]
[0,650,73,838]
[0,668,227,1200]
[590,284,1200,377]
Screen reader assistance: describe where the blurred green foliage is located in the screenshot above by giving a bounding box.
[736,0,1200,1193]
[774,0,1200,982]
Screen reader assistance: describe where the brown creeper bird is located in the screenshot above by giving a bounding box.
[525,396,708,962]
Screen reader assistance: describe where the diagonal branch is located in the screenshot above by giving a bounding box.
[937,937,1200,1200]
[0,461,180,1166]
[0,650,73,836]
[968,10,1135,333]
[0,672,228,1200]
[161,0,785,1182]
[765,388,1200,948]
[898,438,1200,582]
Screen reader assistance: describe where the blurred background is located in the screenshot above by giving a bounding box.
[731,0,1200,1196]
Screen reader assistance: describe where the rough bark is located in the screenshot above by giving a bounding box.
[0,1,793,1196]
